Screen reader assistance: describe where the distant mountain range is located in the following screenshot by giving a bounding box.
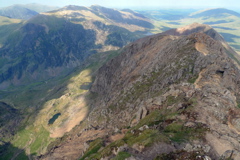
[0,5,153,89]
[0,5,38,19]
[17,3,59,13]
[0,4,59,19]
[138,8,240,51]
[189,8,240,18]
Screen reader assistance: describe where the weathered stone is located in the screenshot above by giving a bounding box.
[126,156,137,160]
[136,106,143,122]
[136,105,148,122]
[138,125,149,131]
[184,143,193,152]
[220,150,236,159]
[203,145,211,153]
[113,144,128,155]
[142,106,148,119]
[83,142,89,152]
[203,155,212,160]
[184,122,196,128]
[132,144,145,152]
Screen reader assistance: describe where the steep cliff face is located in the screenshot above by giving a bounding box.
[40,24,240,160]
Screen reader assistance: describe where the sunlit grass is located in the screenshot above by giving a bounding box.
[0,16,23,25]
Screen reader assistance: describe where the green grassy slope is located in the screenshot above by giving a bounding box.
[0,50,120,159]
[0,16,24,46]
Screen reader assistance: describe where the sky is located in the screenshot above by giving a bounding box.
[0,0,240,10]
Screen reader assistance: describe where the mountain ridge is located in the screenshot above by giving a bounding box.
[189,8,240,18]
[162,23,240,63]
[17,3,59,13]
[38,23,240,159]
[0,5,38,19]
[87,23,240,160]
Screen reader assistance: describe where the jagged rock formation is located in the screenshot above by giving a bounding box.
[39,23,240,160]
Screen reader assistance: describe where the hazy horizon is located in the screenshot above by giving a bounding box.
[1,0,240,12]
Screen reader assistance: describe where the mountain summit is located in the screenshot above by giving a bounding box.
[163,23,240,62]
[163,23,225,41]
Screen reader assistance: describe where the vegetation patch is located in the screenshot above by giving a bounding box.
[112,151,131,160]
[15,151,28,160]
[154,150,205,160]
[188,75,199,84]
[80,138,104,160]
[164,122,208,143]
[123,129,168,147]
[12,128,32,149]
[134,110,164,129]
[88,139,125,159]
[0,143,18,160]
[29,126,51,155]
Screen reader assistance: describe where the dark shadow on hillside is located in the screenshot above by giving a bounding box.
[204,20,233,25]
[0,13,144,89]
[167,22,181,25]
[0,102,22,142]
[90,5,154,29]
[0,11,144,158]
[80,82,93,90]
[0,22,23,44]
[161,26,173,31]
[220,32,240,43]
[0,14,99,88]
[213,26,237,30]
[34,50,121,159]
[0,142,28,160]
[0,49,121,159]
[231,44,240,50]
[93,21,143,48]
